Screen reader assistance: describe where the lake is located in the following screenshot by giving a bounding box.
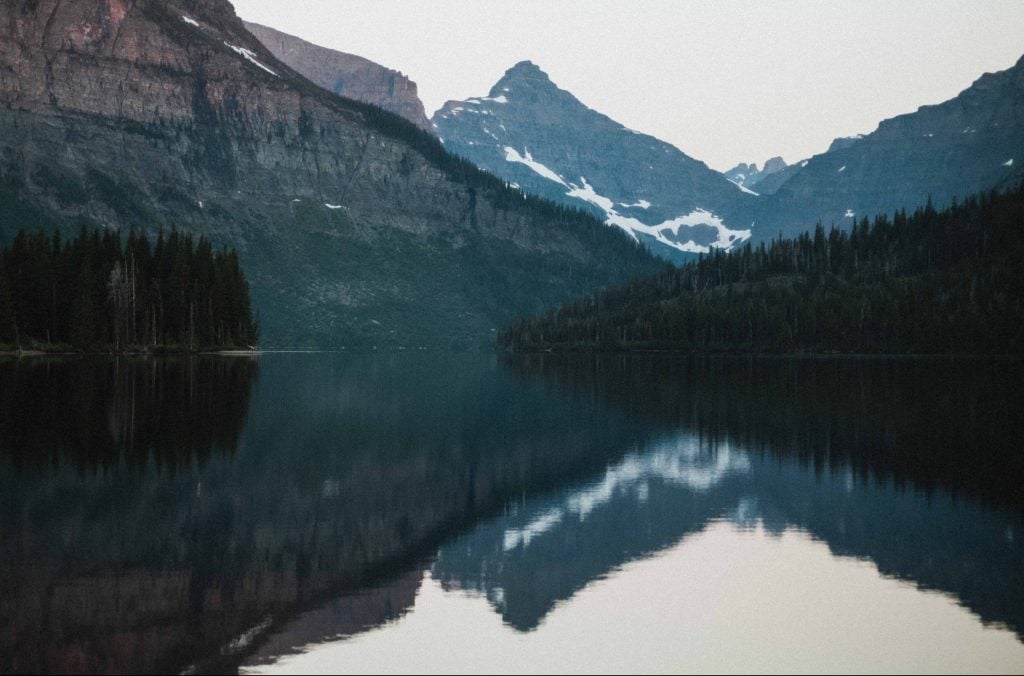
[1,354,1022,674]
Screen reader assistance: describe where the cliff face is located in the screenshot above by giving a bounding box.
[244,21,432,131]
[0,0,657,347]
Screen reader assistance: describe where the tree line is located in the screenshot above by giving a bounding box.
[499,185,1024,354]
[0,227,259,351]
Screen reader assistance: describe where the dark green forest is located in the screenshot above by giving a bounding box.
[0,227,259,351]
[499,185,1024,354]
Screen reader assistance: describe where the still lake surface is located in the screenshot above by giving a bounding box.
[1,353,1023,674]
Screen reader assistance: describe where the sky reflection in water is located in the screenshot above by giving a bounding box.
[245,424,1024,675]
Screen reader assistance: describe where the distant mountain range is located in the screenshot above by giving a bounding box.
[0,0,658,348]
[723,156,788,193]
[432,56,1024,249]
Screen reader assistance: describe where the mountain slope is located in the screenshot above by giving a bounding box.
[433,61,758,262]
[0,0,659,348]
[756,57,1024,238]
[244,21,432,131]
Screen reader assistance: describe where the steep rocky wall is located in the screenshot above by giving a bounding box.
[244,20,432,131]
[0,0,658,347]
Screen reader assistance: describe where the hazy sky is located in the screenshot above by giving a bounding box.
[230,1,1024,172]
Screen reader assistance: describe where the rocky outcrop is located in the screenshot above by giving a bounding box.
[244,21,432,131]
[723,156,789,192]
[432,61,759,262]
[0,1,658,347]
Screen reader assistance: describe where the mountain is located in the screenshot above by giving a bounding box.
[432,61,758,263]
[244,21,432,131]
[723,156,788,192]
[756,57,1024,238]
[0,1,659,348]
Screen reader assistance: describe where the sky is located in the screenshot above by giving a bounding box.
[229,0,1024,172]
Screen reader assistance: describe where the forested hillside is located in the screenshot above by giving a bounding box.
[499,185,1024,354]
[0,228,258,351]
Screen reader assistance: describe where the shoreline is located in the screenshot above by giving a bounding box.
[0,347,263,358]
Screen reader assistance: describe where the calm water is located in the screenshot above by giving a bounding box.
[1,354,1023,674]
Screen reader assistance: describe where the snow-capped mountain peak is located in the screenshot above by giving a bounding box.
[433,62,758,261]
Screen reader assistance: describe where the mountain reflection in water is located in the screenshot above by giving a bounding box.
[1,354,1022,674]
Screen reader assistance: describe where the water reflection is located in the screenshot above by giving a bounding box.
[0,356,258,471]
[1,354,1022,674]
[433,427,1023,637]
[244,356,1024,673]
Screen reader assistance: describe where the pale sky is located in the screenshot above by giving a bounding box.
[230,0,1024,172]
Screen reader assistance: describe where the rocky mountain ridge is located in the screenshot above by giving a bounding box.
[751,57,1024,238]
[435,53,1024,251]
[244,21,432,131]
[432,60,759,263]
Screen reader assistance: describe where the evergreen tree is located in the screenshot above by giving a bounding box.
[0,257,16,344]
[499,184,1024,355]
[71,262,98,349]
[0,226,259,351]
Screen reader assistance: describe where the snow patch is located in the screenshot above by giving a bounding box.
[503,147,567,186]
[501,433,750,553]
[224,42,278,77]
[324,203,344,210]
[566,177,615,213]
[1004,158,1015,167]
[728,179,760,196]
[502,509,562,551]
[801,161,809,168]
[620,200,652,210]
[564,176,750,255]
[483,95,509,104]
[608,209,751,255]
[844,209,855,218]
[838,166,847,173]
[181,15,200,27]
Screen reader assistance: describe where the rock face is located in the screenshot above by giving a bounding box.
[244,21,432,131]
[0,1,658,347]
[723,156,788,192]
[432,61,759,263]
[754,56,1024,238]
